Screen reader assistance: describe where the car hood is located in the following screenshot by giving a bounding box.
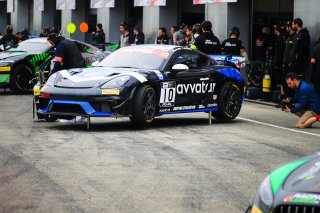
[54,67,146,88]
[283,155,320,193]
[0,51,28,61]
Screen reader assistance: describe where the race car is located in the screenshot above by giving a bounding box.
[37,45,245,127]
[0,37,108,93]
[247,152,320,213]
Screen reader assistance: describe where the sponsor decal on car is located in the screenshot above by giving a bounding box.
[176,82,215,95]
[173,105,196,111]
[160,81,176,107]
[0,66,11,71]
[284,193,320,204]
[102,89,120,95]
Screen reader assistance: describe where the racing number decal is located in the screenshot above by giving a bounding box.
[160,82,176,107]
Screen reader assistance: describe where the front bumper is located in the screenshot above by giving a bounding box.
[38,95,130,118]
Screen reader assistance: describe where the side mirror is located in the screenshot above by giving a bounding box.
[172,64,189,72]
[92,61,100,67]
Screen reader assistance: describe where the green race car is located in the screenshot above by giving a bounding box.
[0,37,108,93]
[247,153,320,213]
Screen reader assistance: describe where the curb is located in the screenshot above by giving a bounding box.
[244,98,278,107]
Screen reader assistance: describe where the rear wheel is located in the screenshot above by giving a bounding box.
[10,64,34,93]
[130,85,156,127]
[213,81,242,121]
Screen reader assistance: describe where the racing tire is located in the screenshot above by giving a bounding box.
[130,85,157,127]
[44,115,58,122]
[212,81,242,121]
[10,64,34,93]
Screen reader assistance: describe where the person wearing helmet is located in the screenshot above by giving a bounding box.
[0,25,18,51]
[221,27,245,55]
[47,35,85,75]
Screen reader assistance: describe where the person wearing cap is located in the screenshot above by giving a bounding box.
[191,20,220,54]
[47,35,85,75]
[0,25,18,51]
[290,18,311,80]
[173,23,187,46]
[221,27,245,55]
[272,25,286,91]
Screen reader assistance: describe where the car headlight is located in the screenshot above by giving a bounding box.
[252,176,274,213]
[45,73,58,86]
[101,76,130,89]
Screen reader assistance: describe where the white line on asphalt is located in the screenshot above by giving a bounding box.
[238,117,320,138]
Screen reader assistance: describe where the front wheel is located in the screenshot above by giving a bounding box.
[10,64,34,93]
[130,85,157,127]
[212,81,242,121]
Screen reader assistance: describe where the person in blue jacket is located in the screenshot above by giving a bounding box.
[282,72,320,127]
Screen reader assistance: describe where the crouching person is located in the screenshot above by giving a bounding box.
[282,73,320,128]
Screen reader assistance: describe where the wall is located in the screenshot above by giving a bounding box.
[228,0,251,53]
[294,0,320,43]
[0,1,7,34]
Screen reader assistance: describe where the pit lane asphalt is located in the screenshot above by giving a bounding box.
[0,92,319,213]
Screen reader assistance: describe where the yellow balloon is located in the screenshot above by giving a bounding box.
[67,23,76,34]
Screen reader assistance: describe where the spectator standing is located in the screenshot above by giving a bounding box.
[272,25,286,90]
[310,35,320,93]
[170,26,178,44]
[0,25,18,50]
[185,26,193,47]
[282,72,320,128]
[119,23,135,48]
[92,23,106,50]
[191,24,202,43]
[133,26,145,45]
[191,20,220,54]
[221,27,245,55]
[254,26,273,62]
[173,23,187,46]
[155,27,171,45]
[291,18,311,79]
[281,21,297,97]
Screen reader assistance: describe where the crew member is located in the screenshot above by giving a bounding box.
[119,23,135,48]
[47,35,85,75]
[254,26,273,62]
[221,27,245,55]
[272,25,286,90]
[92,23,106,50]
[0,25,18,51]
[291,18,311,79]
[191,20,220,54]
[155,27,171,45]
[311,35,320,93]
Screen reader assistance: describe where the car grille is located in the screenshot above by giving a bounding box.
[274,205,320,213]
[51,104,85,114]
[89,102,112,112]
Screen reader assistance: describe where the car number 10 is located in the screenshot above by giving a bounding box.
[160,82,176,107]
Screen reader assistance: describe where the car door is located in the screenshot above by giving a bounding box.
[160,50,213,111]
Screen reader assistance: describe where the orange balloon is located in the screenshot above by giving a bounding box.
[80,22,89,33]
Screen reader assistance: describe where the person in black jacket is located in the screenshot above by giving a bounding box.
[272,25,286,90]
[47,35,85,75]
[191,20,220,54]
[133,26,145,45]
[221,27,245,55]
[291,18,310,79]
[0,25,18,51]
[254,26,273,62]
[92,23,106,50]
[311,36,320,94]
[155,27,171,45]
[281,21,297,97]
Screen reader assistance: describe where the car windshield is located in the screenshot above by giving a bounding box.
[9,41,52,54]
[97,48,168,70]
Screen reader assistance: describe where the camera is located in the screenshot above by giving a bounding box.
[281,101,295,110]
